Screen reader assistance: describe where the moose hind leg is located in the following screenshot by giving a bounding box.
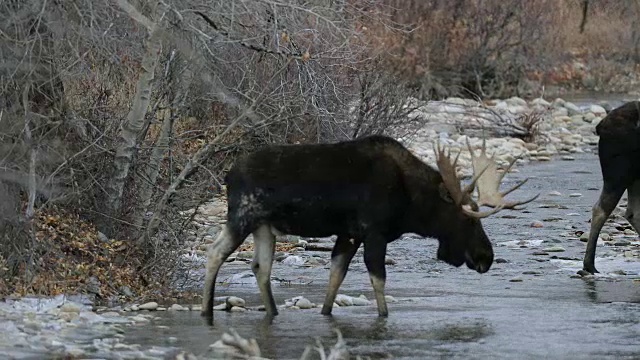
[624,180,640,235]
[363,239,388,317]
[202,225,245,318]
[584,185,625,274]
[251,225,278,315]
[321,236,362,315]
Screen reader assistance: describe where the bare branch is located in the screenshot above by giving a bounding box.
[114,0,156,32]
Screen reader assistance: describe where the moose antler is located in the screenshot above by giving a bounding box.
[433,141,503,218]
[466,138,540,209]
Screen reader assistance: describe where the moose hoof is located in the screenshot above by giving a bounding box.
[580,265,599,275]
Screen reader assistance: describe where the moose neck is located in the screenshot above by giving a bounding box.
[400,177,450,239]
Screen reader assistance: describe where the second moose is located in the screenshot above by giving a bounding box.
[202,135,538,320]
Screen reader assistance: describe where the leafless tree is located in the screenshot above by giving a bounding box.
[1,0,421,289]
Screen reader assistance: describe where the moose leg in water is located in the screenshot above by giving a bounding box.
[585,187,625,273]
[584,155,632,274]
[202,225,246,318]
[251,225,278,316]
[363,237,389,317]
[321,236,362,315]
[624,180,640,234]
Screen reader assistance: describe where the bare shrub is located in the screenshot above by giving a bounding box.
[515,111,546,143]
[0,0,410,297]
[349,61,424,139]
[369,0,565,99]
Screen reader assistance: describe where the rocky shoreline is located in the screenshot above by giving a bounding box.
[2,95,639,360]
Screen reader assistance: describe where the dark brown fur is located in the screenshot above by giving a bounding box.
[584,101,640,273]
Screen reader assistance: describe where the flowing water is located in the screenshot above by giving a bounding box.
[125,153,640,359]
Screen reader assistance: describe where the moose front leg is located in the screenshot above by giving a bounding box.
[321,236,362,315]
[202,225,245,320]
[363,238,388,317]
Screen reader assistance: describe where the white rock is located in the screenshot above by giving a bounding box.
[139,302,159,311]
[530,98,550,107]
[543,246,566,252]
[506,96,528,107]
[564,102,582,115]
[589,104,607,115]
[131,315,151,322]
[226,296,246,308]
[552,108,569,117]
[335,294,354,307]
[169,304,188,311]
[552,98,566,107]
[351,297,371,306]
[583,112,596,122]
[295,298,314,309]
[282,255,305,266]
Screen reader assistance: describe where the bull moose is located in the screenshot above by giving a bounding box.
[583,101,640,274]
[202,135,538,319]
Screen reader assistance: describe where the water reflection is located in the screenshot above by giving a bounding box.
[327,316,390,341]
[582,278,640,304]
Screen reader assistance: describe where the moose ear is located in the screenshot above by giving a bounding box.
[438,183,454,203]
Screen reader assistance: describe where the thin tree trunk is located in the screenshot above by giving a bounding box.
[22,85,37,220]
[134,51,194,235]
[133,108,173,231]
[104,30,162,226]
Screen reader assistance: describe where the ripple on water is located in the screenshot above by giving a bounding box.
[553,256,640,277]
